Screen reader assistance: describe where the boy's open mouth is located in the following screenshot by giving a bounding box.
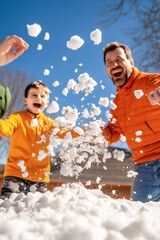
[33,103,41,108]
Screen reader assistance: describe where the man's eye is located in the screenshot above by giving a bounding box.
[106,61,112,66]
[117,58,123,62]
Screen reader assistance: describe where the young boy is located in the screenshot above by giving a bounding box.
[0,81,79,199]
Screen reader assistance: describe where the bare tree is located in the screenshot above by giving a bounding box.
[0,69,33,163]
[100,0,160,72]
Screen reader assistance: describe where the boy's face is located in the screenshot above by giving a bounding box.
[23,87,49,114]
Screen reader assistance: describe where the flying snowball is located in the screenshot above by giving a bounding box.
[62,56,67,61]
[53,81,59,87]
[66,35,84,50]
[27,23,42,37]
[90,29,102,45]
[47,101,59,114]
[37,44,43,50]
[43,69,50,76]
[44,32,50,40]
[98,97,109,108]
[134,89,144,99]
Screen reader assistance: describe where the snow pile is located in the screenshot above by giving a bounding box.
[0,183,160,240]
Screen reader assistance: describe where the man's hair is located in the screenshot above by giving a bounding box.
[103,42,134,65]
[24,81,50,98]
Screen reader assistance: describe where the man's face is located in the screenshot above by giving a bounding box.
[105,47,133,87]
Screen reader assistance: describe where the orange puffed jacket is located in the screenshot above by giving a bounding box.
[102,67,160,164]
[0,110,79,182]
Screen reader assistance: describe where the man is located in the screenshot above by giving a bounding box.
[102,42,160,202]
[0,35,29,118]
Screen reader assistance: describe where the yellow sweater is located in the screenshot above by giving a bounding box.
[0,110,79,182]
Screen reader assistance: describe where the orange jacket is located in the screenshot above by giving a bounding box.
[0,110,79,182]
[102,67,160,164]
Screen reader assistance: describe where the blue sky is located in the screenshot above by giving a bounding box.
[0,0,138,152]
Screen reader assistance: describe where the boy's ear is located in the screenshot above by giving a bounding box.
[45,99,49,108]
[23,98,27,104]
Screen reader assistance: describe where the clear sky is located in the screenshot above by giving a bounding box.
[0,0,138,153]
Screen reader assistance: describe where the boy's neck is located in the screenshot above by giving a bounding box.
[26,109,41,117]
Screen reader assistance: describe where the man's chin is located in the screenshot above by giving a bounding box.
[114,79,126,87]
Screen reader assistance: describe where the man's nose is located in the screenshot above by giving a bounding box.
[113,61,118,66]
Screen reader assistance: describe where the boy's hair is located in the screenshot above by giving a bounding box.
[103,42,134,65]
[24,81,50,98]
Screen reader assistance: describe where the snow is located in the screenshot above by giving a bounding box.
[0,183,160,240]
[26,23,42,37]
[66,35,84,50]
[90,28,102,45]
[44,32,50,40]
[1,22,158,239]
[43,69,50,76]
[134,90,144,99]
[46,100,59,114]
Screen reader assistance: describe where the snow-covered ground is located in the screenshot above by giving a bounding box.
[0,182,160,240]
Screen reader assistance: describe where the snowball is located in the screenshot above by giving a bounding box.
[67,79,77,90]
[66,35,84,50]
[43,69,50,76]
[37,44,43,50]
[110,100,117,110]
[47,100,59,113]
[98,97,109,108]
[113,149,125,162]
[37,150,47,161]
[90,29,102,45]
[26,23,42,37]
[44,32,50,40]
[62,56,67,61]
[135,131,143,136]
[134,89,144,99]
[62,88,69,96]
[30,118,38,127]
[53,81,59,87]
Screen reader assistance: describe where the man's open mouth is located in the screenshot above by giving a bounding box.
[113,72,122,77]
[112,69,123,78]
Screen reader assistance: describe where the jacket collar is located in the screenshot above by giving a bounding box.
[25,109,43,119]
[116,67,140,92]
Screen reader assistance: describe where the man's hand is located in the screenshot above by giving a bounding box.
[148,88,160,105]
[0,35,29,66]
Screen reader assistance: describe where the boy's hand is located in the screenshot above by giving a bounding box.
[148,88,160,105]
